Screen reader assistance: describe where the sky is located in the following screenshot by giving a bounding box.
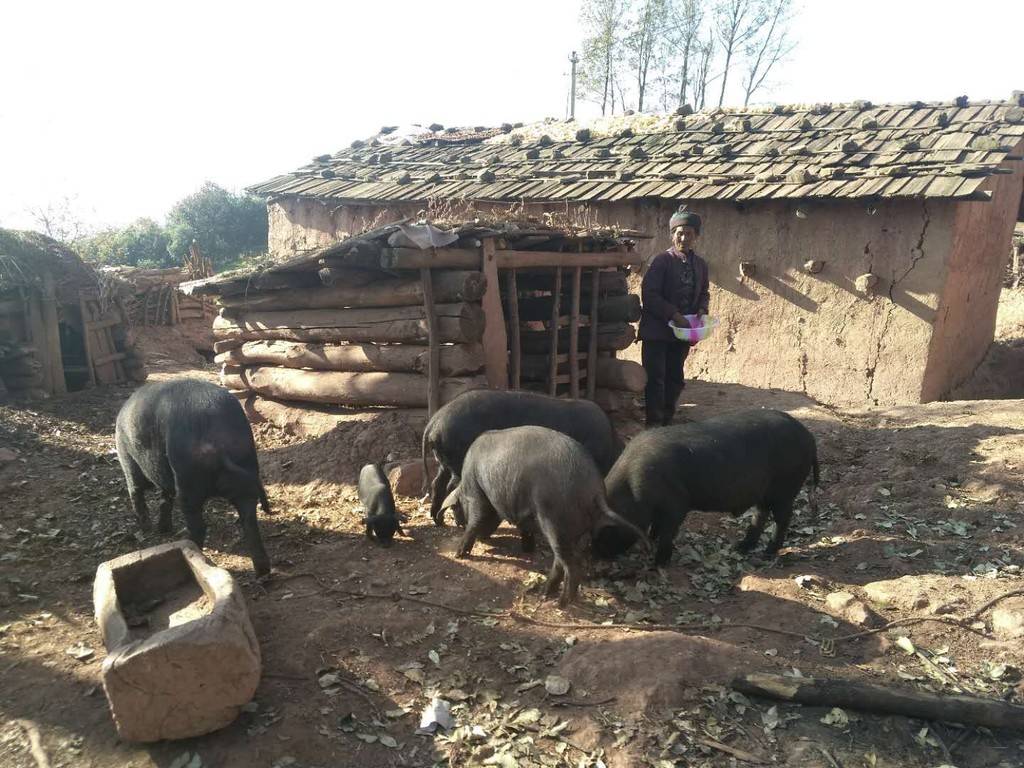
[1,0,1021,233]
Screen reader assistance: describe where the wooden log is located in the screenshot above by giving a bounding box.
[521,323,634,355]
[221,271,486,311]
[222,366,486,408]
[732,672,1024,732]
[214,339,484,375]
[25,295,53,394]
[548,267,562,396]
[596,358,647,393]
[569,266,581,398]
[213,338,245,354]
[421,269,440,416]
[516,270,628,296]
[495,251,642,269]
[40,274,66,396]
[187,271,324,297]
[317,267,380,288]
[380,247,481,270]
[212,303,485,344]
[506,269,521,390]
[586,269,601,399]
[516,293,640,323]
[480,240,508,390]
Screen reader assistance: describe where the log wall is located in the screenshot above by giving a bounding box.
[215,237,643,413]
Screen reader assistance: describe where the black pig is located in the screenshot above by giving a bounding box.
[422,390,621,526]
[597,409,819,566]
[357,463,403,543]
[115,378,272,575]
[442,426,648,607]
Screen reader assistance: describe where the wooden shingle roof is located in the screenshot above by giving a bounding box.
[250,100,1024,206]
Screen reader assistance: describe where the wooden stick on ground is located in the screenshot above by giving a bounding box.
[732,672,1024,731]
[16,720,51,768]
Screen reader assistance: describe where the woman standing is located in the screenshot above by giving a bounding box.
[638,207,710,428]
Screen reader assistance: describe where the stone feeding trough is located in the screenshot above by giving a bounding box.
[93,540,261,742]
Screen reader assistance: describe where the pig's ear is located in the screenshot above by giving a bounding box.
[440,486,460,511]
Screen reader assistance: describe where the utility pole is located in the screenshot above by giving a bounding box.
[569,51,579,119]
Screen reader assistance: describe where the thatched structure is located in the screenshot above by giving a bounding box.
[248,97,1024,406]
[0,230,145,400]
[182,219,647,413]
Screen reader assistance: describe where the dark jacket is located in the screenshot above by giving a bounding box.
[638,248,710,342]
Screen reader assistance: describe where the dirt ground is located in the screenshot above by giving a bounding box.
[2,294,1023,768]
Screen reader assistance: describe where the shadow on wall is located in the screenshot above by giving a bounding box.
[946,337,1024,400]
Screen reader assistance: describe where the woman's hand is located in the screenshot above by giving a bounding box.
[671,313,690,327]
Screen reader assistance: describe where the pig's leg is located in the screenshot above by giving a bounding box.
[120,455,151,531]
[456,495,499,558]
[652,506,686,566]
[518,517,536,553]
[735,504,771,554]
[430,465,453,526]
[234,498,271,576]
[157,490,175,533]
[764,498,794,555]
[176,484,208,548]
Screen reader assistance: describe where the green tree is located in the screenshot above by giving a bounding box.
[76,218,173,268]
[165,182,267,270]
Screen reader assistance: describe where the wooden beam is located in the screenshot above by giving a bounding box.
[569,266,582,399]
[40,274,66,395]
[548,267,562,396]
[586,268,599,399]
[380,247,481,270]
[495,250,642,269]
[421,268,440,417]
[480,239,509,390]
[78,295,97,388]
[506,268,521,390]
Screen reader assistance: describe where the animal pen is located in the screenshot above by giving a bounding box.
[102,244,217,326]
[182,221,649,413]
[0,229,145,400]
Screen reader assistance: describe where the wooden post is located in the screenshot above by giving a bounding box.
[420,268,440,417]
[40,273,67,395]
[480,238,509,389]
[506,268,521,390]
[548,267,562,396]
[569,266,582,398]
[78,294,97,388]
[585,268,600,400]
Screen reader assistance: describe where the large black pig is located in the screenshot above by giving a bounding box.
[596,409,819,566]
[115,378,272,575]
[422,390,621,526]
[441,426,648,607]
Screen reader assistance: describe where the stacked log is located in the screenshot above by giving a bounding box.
[209,253,490,408]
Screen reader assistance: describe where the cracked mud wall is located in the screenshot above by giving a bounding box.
[264,195,1010,406]
[923,154,1024,401]
[600,199,955,406]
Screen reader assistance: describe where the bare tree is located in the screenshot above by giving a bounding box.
[714,0,764,107]
[625,0,671,112]
[27,196,91,245]
[693,31,716,110]
[578,0,631,116]
[670,0,703,108]
[741,0,795,106]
